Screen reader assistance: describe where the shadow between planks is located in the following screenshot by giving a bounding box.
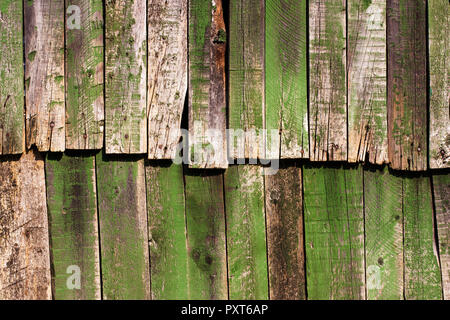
[0,150,448,300]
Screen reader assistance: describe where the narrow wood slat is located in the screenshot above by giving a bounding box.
[25,0,65,152]
[265,0,308,159]
[432,173,450,299]
[45,153,101,299]
[364,166,403,299]
[146,162,189,299]
[387,0,427,171]
[148,0,187,160]
[0,0,24,154]
[184,171,227,299]
[403,175,442,299]
[65,0,104,150]
[224,165,268,299]
[309,0,347,161]
[188,0,227,168]
[0,150,51,299]
[428,0,449,168]
[265,164,306,300]
[229,0,265,160]
[105,0,147,154]
[348,0,388,164]
[95,154,150,299]
[303,165,365,299]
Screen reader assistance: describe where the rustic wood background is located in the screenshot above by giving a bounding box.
[0,0,448,299]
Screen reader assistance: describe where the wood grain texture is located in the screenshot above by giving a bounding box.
[188,0,227,168]
[303,165,365,299]
[146,162,189,299]
[148,0,187,160]
[224,165,268,299]
[432,173,450,299]
[428,0,449,168]
[387,0,427,171]
[45,154,101,300]
[309,0,347,161]
[348,0,387,164]
[364,166,403,299]
[265,0,308,159]
[95,154,150,299]
[25,0,65,152]
[184,171,227,299]
[264,164,306,300]
[0,0,24,154]
[65,0,104,150]
[0,150,51,300]
[229,0,265,160]
[403,175,442,299]
[105,0,147,154]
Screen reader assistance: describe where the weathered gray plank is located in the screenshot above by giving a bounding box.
[0,150,51,300]
[309,0,347,161]
[348,0,387,164]
[25,0,65,152]
[148,0,187,160]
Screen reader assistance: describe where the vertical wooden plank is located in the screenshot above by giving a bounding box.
[0,150,51,299]
[224,165,268,299]
[348,0,388,164]
[265,0,308,159]
[0,0,24,154]
[364,166,403,299]
[428,0,449,168]
[303,165,365,299]
[403,175,442,299]
[148,0,188,160]
[432,173,450,299]
[105,0,147,154]
[309,0,347,161]
[45,153,101,300]
[146,162,188,299]
[25,0,65,152]
[229,0,265,160]
[65,0,104,150]
[95,153,150,299]
[387,0,427,171]
[184,171,227,299]
[264,164,306,300]
[188,0,227,168]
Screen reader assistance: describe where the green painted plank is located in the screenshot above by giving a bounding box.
[265,0,308,159]
[146,161,188,299]
[264,164,306,300]
[303,165,365,299]
[229,0,265,159]
[348,0,388,164]
[95,153,150,299]
[46,153,101,300]
[105,0,147,154]
[0,0,24,154]
[25,0,65,152]
[364,166,403,299]
[403,175,442,299]
[432,173,450,299]
[65,0,104,150]
[224,165,268,299]
[188,0,227,168]
[387,0,427,171]
[184,170,227,299]
[309,0,347,161]
[428,0,449,168]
